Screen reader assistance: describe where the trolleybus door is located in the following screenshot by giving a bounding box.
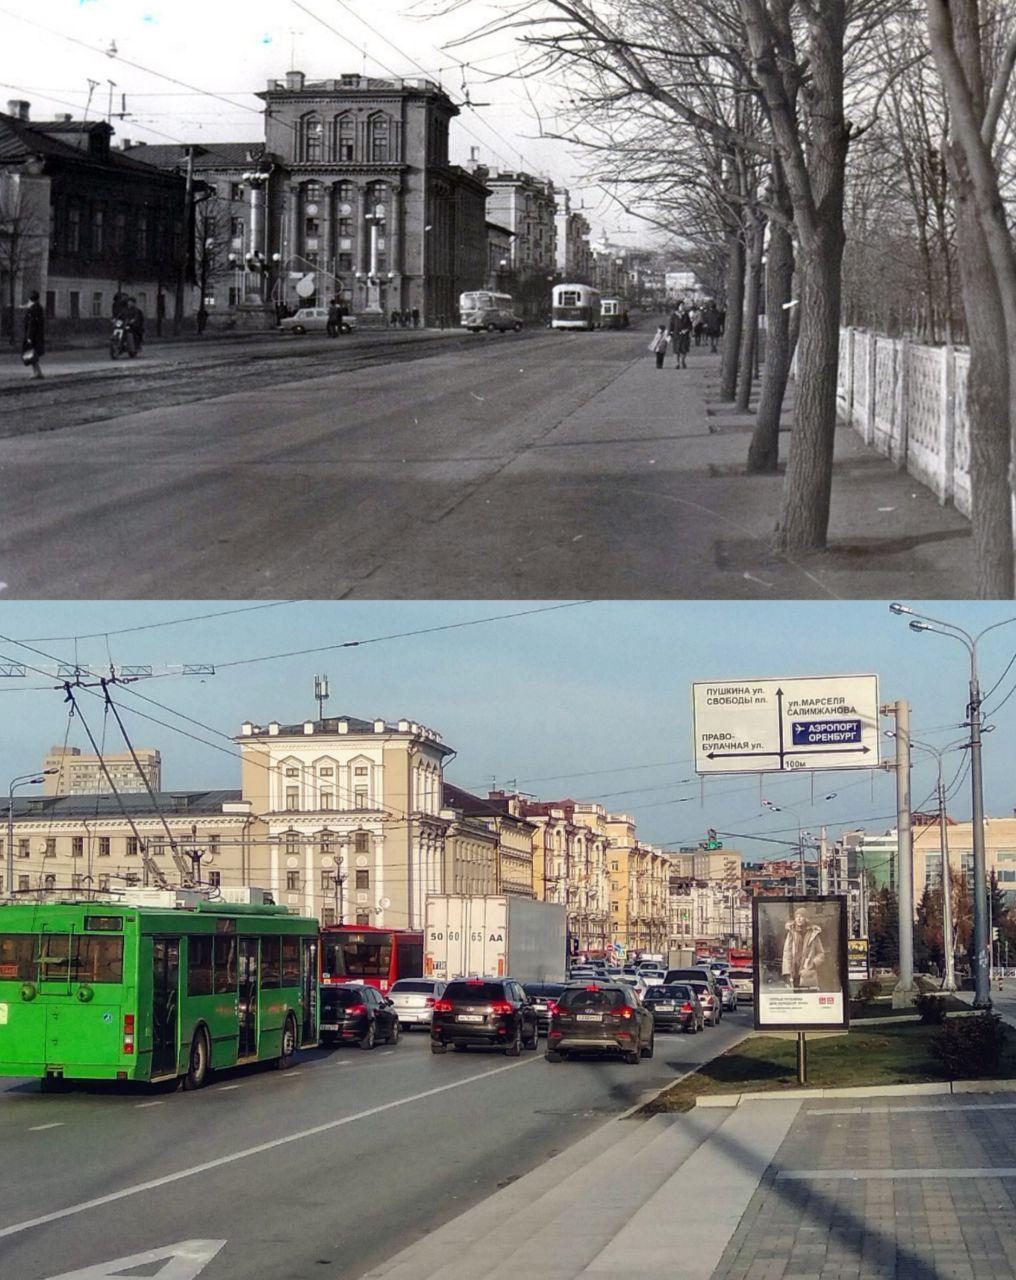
[237,937,259,1059]
[151,938,180,1078]
[301,937,318,1046]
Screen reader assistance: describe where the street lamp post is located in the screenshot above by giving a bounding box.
[7,770,57,898]
[890,604,1016,1008]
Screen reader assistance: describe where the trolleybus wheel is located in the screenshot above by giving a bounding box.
[274,1013,297,1070]
[183,1029,210,1090]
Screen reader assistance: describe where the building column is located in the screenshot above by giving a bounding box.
[286,186,301,303]
[321,183,335,299]
[355,184,368,274]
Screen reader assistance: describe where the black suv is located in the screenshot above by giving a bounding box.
[547,982,654,1064]
[522,982,568,1034]
[643,983,705,1033]
[430,978,539,1055]
[319,983,400,1050]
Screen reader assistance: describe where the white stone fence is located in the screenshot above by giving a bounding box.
[833,328,972,517]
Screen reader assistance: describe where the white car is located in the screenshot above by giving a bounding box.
[387,977,446,1028]
[278,306,356,335]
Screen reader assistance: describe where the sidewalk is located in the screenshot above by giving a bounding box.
[364,1086,1016,1280]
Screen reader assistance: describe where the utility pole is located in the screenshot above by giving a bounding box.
[819,827,828,895]
[937,772,957,992]
[175,145,194,336]
[968,672,991,1006]
[887,699,917,1007]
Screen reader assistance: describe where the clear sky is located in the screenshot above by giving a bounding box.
[0,599,1012,861]
[1,0,648,243]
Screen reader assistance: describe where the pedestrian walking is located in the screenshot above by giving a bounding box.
[125,297,145,352]
[411,306,420,329]
[668,301,692,368]
[689,304,703,346]
[701,302,724,354]
[647,325,670,369]
[390,308,400,327]
[21,290,45,379]
[327,298,341,338]
[401,308,412,329]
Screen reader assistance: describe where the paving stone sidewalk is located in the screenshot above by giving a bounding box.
[712,1095,1016,1280]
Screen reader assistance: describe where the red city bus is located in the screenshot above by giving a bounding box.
[319,925,423,994]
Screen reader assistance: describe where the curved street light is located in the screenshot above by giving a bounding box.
[890,604,1016,1007]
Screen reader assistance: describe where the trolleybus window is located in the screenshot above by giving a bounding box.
[281,936,301,984]
[35,933,123,983]
[322,933,392,978]
[213,935,237,993]
[188,935,213,995]
[261,936,281,988]
[0,933,34,980]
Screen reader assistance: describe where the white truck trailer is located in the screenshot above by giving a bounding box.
[424,895,567,985]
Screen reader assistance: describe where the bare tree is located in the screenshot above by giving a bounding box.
[925,0,1016,596]
[0,171,47,345]
[193,190,232,335]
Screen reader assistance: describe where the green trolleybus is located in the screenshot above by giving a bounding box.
[0,895,319,1089]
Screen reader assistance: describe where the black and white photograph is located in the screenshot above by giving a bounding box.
[754,895,849,1029]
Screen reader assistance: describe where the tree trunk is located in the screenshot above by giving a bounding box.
[773,227,845,554]
[720,225,745,402]
[736,213,764,412]
[747,216,794,473]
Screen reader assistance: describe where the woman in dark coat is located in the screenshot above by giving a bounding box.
[22,291,45,379]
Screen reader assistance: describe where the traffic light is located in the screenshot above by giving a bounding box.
[706,828,721,850]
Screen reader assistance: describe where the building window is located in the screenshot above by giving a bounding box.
[319,767,334,778]
[98,874,110,891]
[67,203,81,253]
[286,787,299,811]
[319,831,335,857]
[355,869,369,890]
[356,911,370,926]
[44,838,55,858]
[284,832,300,857]
[114,208,128,254]
[354,831,370,854]
[150,839,165,856]
[228,287,240,307]
[336,180,353,204]
[44,874,55,891]
[92,207,105,254]
[322,907,336,926]
[126,837,138,857]
[69,291,80,320]
[285,767,299,777]
[354,788,367,809]
[336,115,355,161]
[18,875,29,892]
[71,874,83,890]
[98,837,110,857]
[17,839,28,859]
[45,290,56,318]
[320,792,333,811]
[208,871,221,888]
[337,218,352,237]
[354,766,368,777]
[91,291,104,317]
[230,216,244,238]
[338,252,353,271]
[305,217,320,237]
[320,870,335,891]
[230,182,245,201]
[304,118,323,162]
[286,871,300,891]
[209,834,219,855]
[369,115,390,162]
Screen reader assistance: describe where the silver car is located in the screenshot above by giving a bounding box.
[388,978,446,1029]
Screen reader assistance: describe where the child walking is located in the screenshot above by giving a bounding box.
[648,325,669,369]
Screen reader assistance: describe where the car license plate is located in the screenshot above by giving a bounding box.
[320,1023,339,1031]
[576,1013,602,1022]
[457,1014,484,1022]
[654,1003,674,1011]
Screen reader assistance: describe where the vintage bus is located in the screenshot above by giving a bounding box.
[600,297,630,329]
[0,895,319,1090]
[459,291,523,333]
[319,924,423,995]
[551,283,601,330]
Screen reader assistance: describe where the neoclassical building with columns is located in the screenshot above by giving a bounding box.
[126,72,489,324]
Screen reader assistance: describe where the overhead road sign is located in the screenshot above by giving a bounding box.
[692,674,880,774]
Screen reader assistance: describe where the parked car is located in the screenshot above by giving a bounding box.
[430,977,539,1055]
[388,977,446,1029]
[713,974,738,1012]
[728,967,755,1002]
[546,982,654,1064]
[686,979,722,1026]
[522,981,568,1034]
[319,982,400,1049]
[643,983,705,1033]
[278,306,356,335]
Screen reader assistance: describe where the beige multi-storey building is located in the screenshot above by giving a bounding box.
[43,745,161,795]
[237,714,451,929]
[518,798,609,954]
[604,812,670,954]
[445,786,536,897]
[441,810,499,897]
[2,790,259,899]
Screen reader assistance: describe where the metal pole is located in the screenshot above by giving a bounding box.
[5,787,14,899]
[798,823,805,895]
[892,699,916,1006]
[796,1031,807,1085]
[969,664,991,1007]
[938,771,957,992]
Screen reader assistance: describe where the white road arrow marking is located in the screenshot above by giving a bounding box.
[44,1238,226,1279]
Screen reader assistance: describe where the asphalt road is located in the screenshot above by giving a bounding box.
[0,325,674,599]
[0,1012,749,1280]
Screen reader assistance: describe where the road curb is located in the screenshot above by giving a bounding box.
[695,1077,1016,1108]
[628,1028,755,1118]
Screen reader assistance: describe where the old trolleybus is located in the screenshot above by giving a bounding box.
[459,290,523,333]
[551,283,601,330]
[0,892,319,1090]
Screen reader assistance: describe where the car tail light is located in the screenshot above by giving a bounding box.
[432,998,453,1013]
[610,1005,633,1020]
[425,997,435,1008]
[546,1000,559,1016]
[123,1013,135,1055]
[346,1003,367,1015]
[681,1003,693,1013]
[489,999,514,1015]
[584,984,600,991]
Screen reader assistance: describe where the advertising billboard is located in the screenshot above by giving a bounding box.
[752,895,849,1031]
[847,937,870,981]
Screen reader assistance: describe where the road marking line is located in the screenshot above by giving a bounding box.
[0,1057,537,1239]
[216,1085,242,1092]
[28,1122,64,1131]
[134,1101,166,1109]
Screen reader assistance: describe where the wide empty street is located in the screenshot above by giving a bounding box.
[0,1015,746,1280]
